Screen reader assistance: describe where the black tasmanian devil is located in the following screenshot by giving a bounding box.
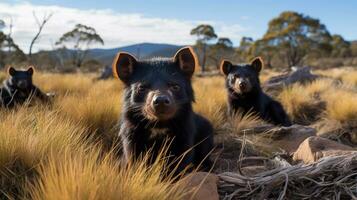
[0,67,50,108]
[220,57,292,126]
[113,47,214,174]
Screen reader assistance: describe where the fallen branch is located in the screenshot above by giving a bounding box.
[218,153,357,199]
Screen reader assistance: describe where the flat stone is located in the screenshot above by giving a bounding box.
[263,125,317,154]
[293,136,355,164]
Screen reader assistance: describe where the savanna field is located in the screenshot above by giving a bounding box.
[0,66,356,199]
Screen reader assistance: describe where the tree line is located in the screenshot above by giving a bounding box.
[191,11,357,71]
[0,14,103,70]
[1,11,357,71]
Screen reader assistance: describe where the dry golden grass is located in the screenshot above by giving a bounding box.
[28,148,186,200]
[324,90,357,122]
[193,76,227,132]
[316,67,357,86]
[302,78,335,96]
[343,72,357,86]
[312,69,357,124]
[278,74,357,125]
[32,73,94,96]
[0,66,356,199]
[54,80,123,147]
[276,68,357,143]
[228,111,264,135]
[0,106,88,198]
[278,84,320,124]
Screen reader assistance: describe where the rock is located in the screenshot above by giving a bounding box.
[263,125,317,154]
[180,172,219,200]
[293,136,355,164]
[264,66,320,91]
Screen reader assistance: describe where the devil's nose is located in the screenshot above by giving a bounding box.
[153,95,171,106]
[239,81,247,89]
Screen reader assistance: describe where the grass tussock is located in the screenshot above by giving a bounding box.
[278,83,322,124]
[277,68,357,143]
[55,80,122,146]
[324,90,357,123]
[0,106,185,200]
[28,148,186,200]
[278,77,357,125]
[229,111,264,135]
[0,106,88,198]
[316,67,357,86]
[193,76,227,132]
[342,72,357,86]
[34,73,96,95]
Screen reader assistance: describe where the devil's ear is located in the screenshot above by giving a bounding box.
[250,57,263,73]
[112,52,137,83]
[8,67,16,76]
[27,66,35,75]
[220,60,233,76]
[174,47,197,78]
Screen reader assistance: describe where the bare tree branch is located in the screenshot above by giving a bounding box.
[28,11,53,58]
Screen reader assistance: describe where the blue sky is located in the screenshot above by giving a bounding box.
[1,0,356,52]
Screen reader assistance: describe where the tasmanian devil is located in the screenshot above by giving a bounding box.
[220,57,292,126]
[0,66,50,108]
[113,47,214,174]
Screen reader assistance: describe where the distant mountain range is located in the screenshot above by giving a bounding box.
[34,42,184,66]
[87,42,183,65]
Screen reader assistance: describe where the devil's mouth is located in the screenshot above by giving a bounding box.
[144,106,177,121]
[229,86,242,94]
[228,87,249,99]
[17,83,28,88]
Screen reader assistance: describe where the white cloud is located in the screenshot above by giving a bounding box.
[0,2,248,53]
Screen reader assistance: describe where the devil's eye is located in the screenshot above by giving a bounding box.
[137,84,148,92]
[234,74,240,79]
[169,84,180,91]
[229,74,238,82]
